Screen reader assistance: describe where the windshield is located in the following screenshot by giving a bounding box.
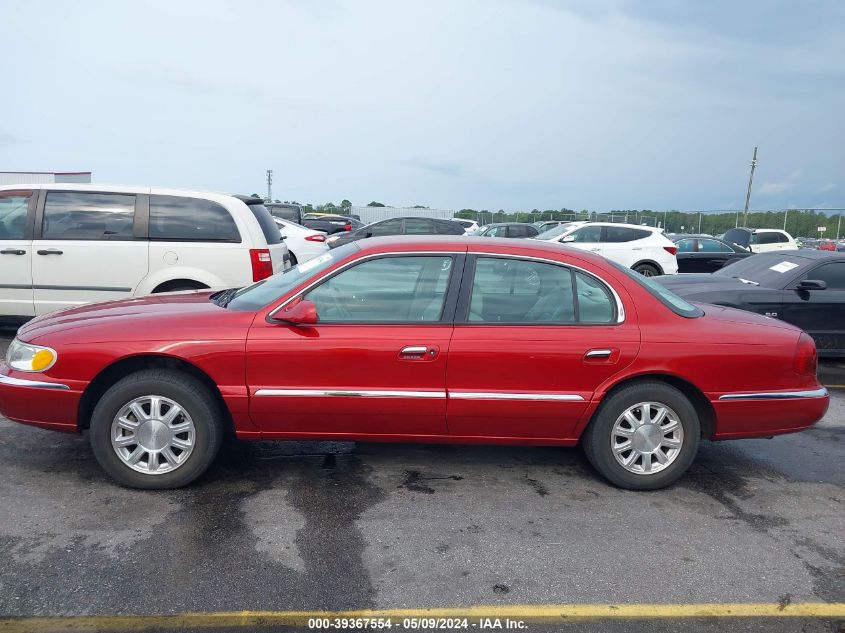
[226,243,359,311]
[609,261,703,318]
[536,223,574,240]
[713,252,807,286]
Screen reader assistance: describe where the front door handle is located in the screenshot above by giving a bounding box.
[37,249,63,255]
[399,345,439,360]
[0,249,26,255]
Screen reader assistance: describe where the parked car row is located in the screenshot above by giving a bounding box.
[0,184,289,319]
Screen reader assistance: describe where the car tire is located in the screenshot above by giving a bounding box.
[582,381,700,490]
[633,263,660,277]
[89,369,225,489]
[289,252,298,265]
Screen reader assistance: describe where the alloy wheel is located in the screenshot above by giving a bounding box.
[611,401,684,475]
[110,395,196,475]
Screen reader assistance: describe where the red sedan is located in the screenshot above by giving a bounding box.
[0,237,829,490]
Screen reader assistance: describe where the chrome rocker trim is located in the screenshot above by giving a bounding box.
[255,389,446,398]
[0,373,70,390]
[718,388,829,401]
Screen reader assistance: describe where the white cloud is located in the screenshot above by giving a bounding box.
[758,169,804,196]
[817,183,838,193]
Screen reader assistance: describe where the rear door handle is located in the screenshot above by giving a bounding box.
[399,345,439,360]
[0,249,26,255]
[37,249,63,255]
[584,348,618,363]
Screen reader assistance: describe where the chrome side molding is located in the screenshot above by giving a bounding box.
[254,388,585,401]
[449,392,585,402]
[718,388,829,401]
[255,389,446,398]
[0,374,70,390]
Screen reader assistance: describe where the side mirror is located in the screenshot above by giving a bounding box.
[272,298,318,326]
[796,279,826,291]
[562,235,576,243]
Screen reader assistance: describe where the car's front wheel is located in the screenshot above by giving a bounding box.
[582,382,700,490]
[89,370,224,489]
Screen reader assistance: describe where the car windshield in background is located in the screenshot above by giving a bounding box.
[713,252,807,287]
[610,261,703,318]
[226,242,359,311]
[536,223,574,240]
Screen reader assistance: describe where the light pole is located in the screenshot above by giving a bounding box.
[742,146,758,226]
[698,212,702,234]
[838,214,842,240]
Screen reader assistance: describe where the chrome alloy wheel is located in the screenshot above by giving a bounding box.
[611,401,684,475]
[110,395,196,475]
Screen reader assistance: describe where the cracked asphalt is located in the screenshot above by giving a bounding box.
[0,334,843,632]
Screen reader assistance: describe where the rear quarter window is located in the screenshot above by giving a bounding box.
[247,203,282,245]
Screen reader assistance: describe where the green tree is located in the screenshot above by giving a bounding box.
[367,201,386,207]
[340,199,352,209]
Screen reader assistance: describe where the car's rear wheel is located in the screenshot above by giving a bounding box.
[89,370,224,489]
[582,382,700,490]
[633,262,660,277]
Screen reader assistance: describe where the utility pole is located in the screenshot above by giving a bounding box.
[784,208,790,231]
[698,212,702,234]
[742,146,758,226]
[266,169,273,202]
[838,214,842,240]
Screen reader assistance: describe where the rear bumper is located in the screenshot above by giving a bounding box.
[711,388,829,439]
[0,368,80,433]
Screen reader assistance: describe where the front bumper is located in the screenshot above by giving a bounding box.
[0,365,80,433]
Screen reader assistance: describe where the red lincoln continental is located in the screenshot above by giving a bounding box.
[0,237,829,490]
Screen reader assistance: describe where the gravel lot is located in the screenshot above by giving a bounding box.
[0,334,843,632]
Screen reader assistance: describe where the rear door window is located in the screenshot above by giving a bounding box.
[367,219,403,236]
[675,239,696,253]
[247,203,282,245]
[42,192,135,240]
[699,239,731,252]
[149,195,241,242]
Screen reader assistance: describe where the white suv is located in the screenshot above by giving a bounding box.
[722,227,798,253]
[0,184,289,318]
[536,222,678,276]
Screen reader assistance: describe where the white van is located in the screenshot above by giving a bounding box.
[0,184,289,318]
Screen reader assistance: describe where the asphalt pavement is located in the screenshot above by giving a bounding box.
[0,334,843,633]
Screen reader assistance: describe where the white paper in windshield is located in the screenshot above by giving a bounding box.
[297,252,333,274]
[769,261,799,273]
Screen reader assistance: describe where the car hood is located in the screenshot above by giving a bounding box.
[18,291,253,343]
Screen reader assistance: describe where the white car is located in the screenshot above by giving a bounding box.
[451,218,479,234]
[722,227,798,253]
[272,217,329,264]
[536,222,678,276]
[0,184,289,318]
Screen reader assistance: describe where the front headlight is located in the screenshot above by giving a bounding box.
[5,339,58,372]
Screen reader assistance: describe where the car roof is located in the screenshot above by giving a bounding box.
[483,222,527,227]
[671,234,726,241]
[349,235,613,265]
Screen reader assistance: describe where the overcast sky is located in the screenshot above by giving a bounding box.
[1,0,843,211]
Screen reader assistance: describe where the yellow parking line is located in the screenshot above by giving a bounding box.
[824,384,845,389]
[2,603,845,632]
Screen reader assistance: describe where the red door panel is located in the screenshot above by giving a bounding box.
[446,324,640,439]
[246,322,452,437]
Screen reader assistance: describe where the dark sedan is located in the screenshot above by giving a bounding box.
[671,234,753,273]
[302,214,364,235]
[656,250,845,356]
[326,216,464,248]
[477,223,540,238]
